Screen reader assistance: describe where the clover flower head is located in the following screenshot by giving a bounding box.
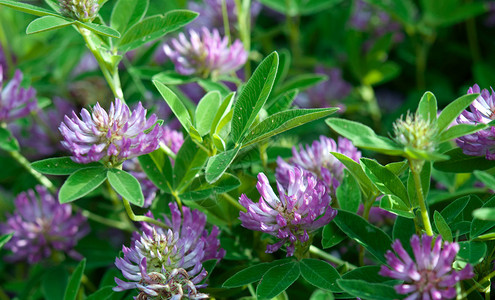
[0,68,37,124]
[114,203,224,299]
[380,234,474,300]
[239,168,337,257]
[456,84,495,160]
[393,113,437,152]
[164,27,248,78]
[59,0,99,22]
[0,185,89,263]
[276,136,360,194]
[59,98,162,166]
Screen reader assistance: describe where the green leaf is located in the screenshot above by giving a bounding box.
[110,0,148,34]
[331,152,378,197]
[137,151,173,193]
[473,170,495,189]
[457,241,487,265]
[299,259,341,292]
[337,279,401,300]
[433,211,453,242]
[392,216,416,256]
[266,90,298,115]
[361,158,409,205]
[342,266,388,283]
[59,167,108,203]
[211,92,235,135]
[0,127,20,151]
[222,260,290,288]
[472,208,495,221]
[326,118,403,155]
[433,148,495,173]
[86,286,114,300]
[337,169,361,213]
[380,194,414,218]
[231,52,279,144]
[205,147,240,184]
[470,195,495,238]
[322,222,346,249]
[439,124,487,142]
[257,261,300,299]
[417,91,438,122]
[31,157,103,175]
[63,258,86,300]
[195,91,221,136]
[107,169,144,207]
[310,290,334,300]
[362,62,401,86]
[274,74,327,97]
[0,0,61,17]
[242,108,339,147]
[180,173,240,201]
[118,10,198,52]
[437,93,479,133]
[42,267,68,300]
[0,233,13,249]
[198,79,232,97]
[153,80,193,133]
[75,21,121,38]
[173,137,209,191]
[26,16,74,34]
[441,196,471,224]
[333,210,392,264]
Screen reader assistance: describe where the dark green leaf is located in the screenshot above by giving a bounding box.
[26,16,74,34]
[473,170,495,189]
[266,90,298,115]
[310,290,334,300]
[198,79,232,97]
[441,196,470,224]
[361,158,409,205]
[334,210,392,264]
[433,148,495,173]
[42,267,68,300]
[137,151,173,193]
[152,71,194,85]
[180,173,240,201]
[63,258,86,300]
[362,62,400,86]
[257,261,300,299]
[457,241,487,265]
[417,91,438,122]
[76,21,121,38]
[86,286,114,300]
[153,80,193,133]
[342,266,389,283]
[174,137,209,191]
[331,152,378,197]
[222,260,291,288]
[274,74,327,97]
[31,157,102,175]
[242,108,338,147]
[110,0,148,34]
[0,233,13,249]
[380,194,414,218]
[231,52,279,144]
[0,0,60,17]
[118,10,198,52]
[392,216,416,256]
[299,259,341,292]
[107,169,144,207]
[59,167,108,203]
[439,124,487,142]
[205,147,240,184]
[0,127,20,151]
[470,195,495,238]
[433,211,453,242]
[337,169,361,213]
[437,93,479,133]
[195,91,221,136]
[337,279,401,300]
[322,222,346,249]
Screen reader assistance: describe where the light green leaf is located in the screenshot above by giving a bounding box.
[434,211,453,242]
[205,147,240,184]
[107,169,144,207]
[380,194,414,218]
[75,21,120,38]
[242,108,338,147]
[361,158,409,205]
[153,80,193,133]
[31,157,103,175]
[473,170,495,190]
[331,152,379,197]
[299,259,341,292]
[0,233,13,249]
[0,127,19,151]
[26,16,74,34]
[231,52,279,144]
[63,258,86,300]
[257,261,300,299]
[437,93,479,133]
[416,91,438,122]
[59,167,108,203]
[195,91,221,136]
[110,0,148,34]
[118,10,198,52]
[211,92,235,135]
[173,137,209,191]
[0,0,61,17]
[472,208,495,221]
[433,148,495,173]
[439,124,487,142]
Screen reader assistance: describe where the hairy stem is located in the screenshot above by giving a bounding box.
[410,159,433,236]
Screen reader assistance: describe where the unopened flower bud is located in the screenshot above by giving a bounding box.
[393,113,437,152]
[59,0,99,22]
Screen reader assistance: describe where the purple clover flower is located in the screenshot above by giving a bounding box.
[0,185,89,263]
[276,136,361,195]
[380,234,474,300]
[0,68,37,124]
[239,168,337,257]
[163,27,248,78]
[114,203,224,299]
[456,84,495,160]
[59,98,162,166]
[124,126,184,208]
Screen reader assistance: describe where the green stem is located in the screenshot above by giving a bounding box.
[247,284,256,297]
[473,232,495,242]
[77,205,133,232]
[464,269,495,297]
[309,246,357,270]
[221,0,231,44]
[410,159,433,236]
[76,25,124,101]
[466,0,481,63]
[122,197,170,229]
[159,142,177,160]
[358,85,382,130]
[286,13,301,61]
[222,192,247,212]
[8,150,57,193]
[234,0,252,77]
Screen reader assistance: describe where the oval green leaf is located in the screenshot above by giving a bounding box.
[31,157,103,175]
[59,167,108,203]
[256,261,300,299]
[299,259,341,292]
[107,169,144,207]
[26,16,74,34]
